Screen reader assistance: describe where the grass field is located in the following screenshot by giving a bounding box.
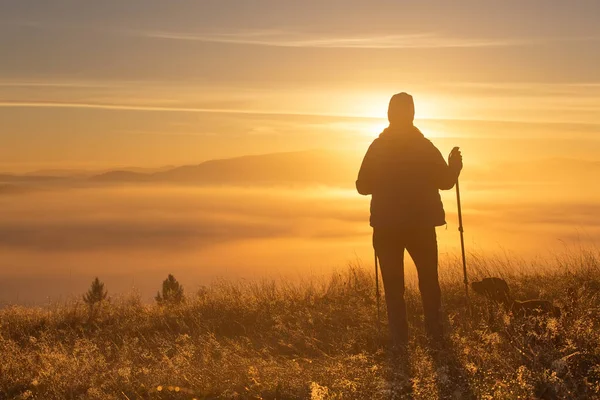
[1,249,599,399]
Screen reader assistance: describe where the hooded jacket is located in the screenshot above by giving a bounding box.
[356,125,458,228]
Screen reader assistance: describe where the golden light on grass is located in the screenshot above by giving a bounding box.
[2,252,599,398]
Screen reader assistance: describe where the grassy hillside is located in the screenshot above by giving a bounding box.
[1,250,599,399]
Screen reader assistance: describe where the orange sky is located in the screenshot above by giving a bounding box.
[1,1,600,171]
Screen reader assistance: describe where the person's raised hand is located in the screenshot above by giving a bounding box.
[449,146,463,172]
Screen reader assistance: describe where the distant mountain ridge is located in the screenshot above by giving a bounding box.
[0,174,66,183]
[24,166,176,178]
[91,150,360,187]
[91,170,152,182]
[4,152,600,189]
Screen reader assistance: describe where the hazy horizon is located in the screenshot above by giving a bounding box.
[1,150,598,304]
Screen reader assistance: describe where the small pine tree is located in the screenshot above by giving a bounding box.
[156,274,184,305]
[83,277,108,307]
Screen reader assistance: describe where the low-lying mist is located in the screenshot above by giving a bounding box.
[0,171,598,304]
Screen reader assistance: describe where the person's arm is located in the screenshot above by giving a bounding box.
[432,145,462,190]
[356,141,378,195]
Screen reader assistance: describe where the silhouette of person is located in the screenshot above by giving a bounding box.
[356,92,462,345]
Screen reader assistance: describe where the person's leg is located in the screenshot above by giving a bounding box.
[406,226,443,339]
[373,228,408,345]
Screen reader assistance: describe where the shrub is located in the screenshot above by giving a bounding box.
[83,277,108,307]
[156,274,185,305]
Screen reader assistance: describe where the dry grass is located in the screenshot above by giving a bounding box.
[1,249,600,399]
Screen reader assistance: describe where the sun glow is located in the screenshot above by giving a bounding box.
[352,94,442,138]
[352,93,440,119]
[363,119,389,138]
[414,97,440,120]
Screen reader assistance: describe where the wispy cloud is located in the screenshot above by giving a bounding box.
[0,81,114,89]
[3,100,599,127]
[0,100,370,119]
[0,79,187,89]
[442,81,600,92]
[133,29,530,49]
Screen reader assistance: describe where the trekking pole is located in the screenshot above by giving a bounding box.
[374,250,382,335]
[456,178,471,311]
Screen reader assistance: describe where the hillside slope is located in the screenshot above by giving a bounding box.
[2,252,599,399]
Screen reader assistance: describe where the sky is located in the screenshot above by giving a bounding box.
[1,0,600,171]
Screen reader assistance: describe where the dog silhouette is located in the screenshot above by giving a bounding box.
[471,277,561,318]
